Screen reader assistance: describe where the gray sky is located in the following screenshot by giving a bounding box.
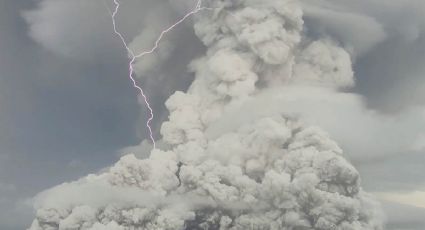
[0,0,141,228]
[1,0,425,229]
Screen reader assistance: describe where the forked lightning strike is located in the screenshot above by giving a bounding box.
[109,0,208,149]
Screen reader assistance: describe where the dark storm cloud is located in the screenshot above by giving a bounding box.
[0,0,144,228]
[22,0,206,137]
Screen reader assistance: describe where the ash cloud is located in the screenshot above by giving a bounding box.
[28,0,384,229]
[301,0,425,112]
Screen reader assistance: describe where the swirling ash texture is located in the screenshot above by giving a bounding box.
[29,0,383,229]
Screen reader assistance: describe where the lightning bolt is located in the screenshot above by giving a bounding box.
[108,0,209,150]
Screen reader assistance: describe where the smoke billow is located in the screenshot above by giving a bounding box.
[29,0,383,229]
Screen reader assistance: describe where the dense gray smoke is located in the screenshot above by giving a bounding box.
[29,0,383,229]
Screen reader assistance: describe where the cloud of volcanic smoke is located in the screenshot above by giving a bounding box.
[28,0,383,229]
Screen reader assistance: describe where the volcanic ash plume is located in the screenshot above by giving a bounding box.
[29,0,383,229]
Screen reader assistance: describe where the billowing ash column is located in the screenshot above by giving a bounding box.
[29,0,383,229]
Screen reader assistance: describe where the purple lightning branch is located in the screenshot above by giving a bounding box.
[109,0,208,149]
